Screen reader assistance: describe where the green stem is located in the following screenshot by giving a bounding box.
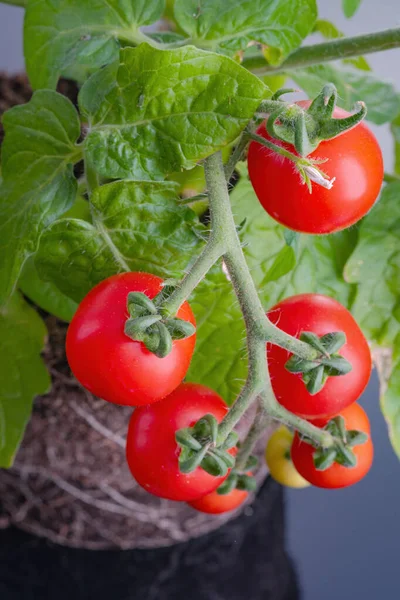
[85,158,100,197]
[243,28,400,75]
[224,132,251,182]
[384,172,400,183]
[0,0,26,6]
[260,386,333,448]
[248,132,302,165]
[235,402,270,471]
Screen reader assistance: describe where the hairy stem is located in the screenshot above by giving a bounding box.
[0,0,26,6]
[235,402,270,471]
[243,28,400,75]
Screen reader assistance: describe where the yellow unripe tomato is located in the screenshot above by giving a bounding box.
[265,426,310,489]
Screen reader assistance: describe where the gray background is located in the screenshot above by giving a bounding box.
[1,1,400,599]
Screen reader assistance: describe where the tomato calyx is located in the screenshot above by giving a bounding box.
[124,290,196,358]
[301,415,369,472]
[261,83,367,157]
[175,414,238,477]
[285,330,352,395]
[216,455,258,495]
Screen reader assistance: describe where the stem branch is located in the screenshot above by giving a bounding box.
[243,28,400,75]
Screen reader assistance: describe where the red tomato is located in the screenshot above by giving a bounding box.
[188,480,250,514]
[248,102,383,234]
[291,403,373,489]
[267,294,371,419]
[126,383,233,501]
[66,272,195,406]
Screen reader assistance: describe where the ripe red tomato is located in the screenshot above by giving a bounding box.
[248,102,383,234]
[126,383,233,501]
[291,403,373,488]
[66,272,195,406]
[267,294,371,419]
[188,480,250,514]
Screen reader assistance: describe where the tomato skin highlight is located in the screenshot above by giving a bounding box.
[248,103,383,234]
[188,482,249,514]
[265,426,310,489]
[267,294,372,419]
[126,383,234,501]
[66,272,196,406]
[291,403,373,489]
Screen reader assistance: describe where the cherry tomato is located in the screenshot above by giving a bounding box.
[66,272,195,406]
[265,426,310,489]
[267,294,371,419]
[291,403,373,489]
[126,383,234,501]
[188,478,250,514]
[248,102,383,234]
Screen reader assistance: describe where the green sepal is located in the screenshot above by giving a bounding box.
[244,455,259,471]
[300,331,329,356]
[216,473,238,495]
[320,355,353,376]
[164,318,196,340]
[153,322,173,358]
[175,428,203,451]
[313,447,337,471]
[347,430,369,447]
[335,442,357,468]
[124,315,162,341]
[318,332,346,354]
[179,444,210,474]
[193,414,219,444]
[303,364,326,395]
[127,291,157,317]
[236,473,257,492]
[285,356,321,374]
[201,450,230,477]
[220,430,240,451]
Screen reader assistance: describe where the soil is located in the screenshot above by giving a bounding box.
[0,74,271,549]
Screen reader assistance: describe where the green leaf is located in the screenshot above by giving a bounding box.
[290,63,400,125]
[83,44,268,180]
[0,293,50,467]
[35,180,204,303]
[344,182,400,346]
[186,266,246,405]
[378,336,400,459]
[173,0,317,64]
[24,0,165,89]
[0,90,81,306]
[391,113,400,175]
[342,0,363,18]
[19,257,78,323]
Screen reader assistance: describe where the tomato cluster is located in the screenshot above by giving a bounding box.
[65,98,378,513]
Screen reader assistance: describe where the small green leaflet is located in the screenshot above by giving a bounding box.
[0,90,81,306]
[186,266,246,405]
[173,0,317,64]
[83,44,268,180]
[0,293,50,467]
[290,63,400,125]
[24,0,165,89]
[19,258,78,323]
[35,180,204,303]
[391,113,400,175]
[342,0,363,18]
[345,182,400,458]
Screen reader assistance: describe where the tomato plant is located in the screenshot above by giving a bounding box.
[267,294,372,419]
[126,383,234,501]
[248,103,383,235]
[265,426,310,489]
[2,0,400,516]
[291,403,373,489]
[66,272,196,406]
